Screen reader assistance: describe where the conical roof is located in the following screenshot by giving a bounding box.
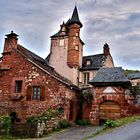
[67,6,83,28]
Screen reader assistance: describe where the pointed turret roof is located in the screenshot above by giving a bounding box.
[67,6,83,28]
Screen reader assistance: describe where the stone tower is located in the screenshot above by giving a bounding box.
[49,6,84,85]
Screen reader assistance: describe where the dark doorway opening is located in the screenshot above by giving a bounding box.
[10,112,17,124]
[69,101,74,121]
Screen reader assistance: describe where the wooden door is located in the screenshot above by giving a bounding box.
[99,101,120,120]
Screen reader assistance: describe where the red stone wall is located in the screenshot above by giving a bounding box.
[89,86,136,125]
[67,24,81,68]
[0,48,77,123]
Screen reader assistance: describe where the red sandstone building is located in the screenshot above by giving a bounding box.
[0,6,139,125]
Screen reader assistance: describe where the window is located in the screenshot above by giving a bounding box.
[83,73,89,84]
[86,60,91,65]
[75,45,79,50]
[15,80,22,93]
[33,86,41,100]
[76,32,79,36]
[60,39,64,46]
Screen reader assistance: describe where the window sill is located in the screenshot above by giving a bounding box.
[10,93,24,100]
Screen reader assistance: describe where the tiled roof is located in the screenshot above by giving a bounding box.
[127,72,140,79]
[16,45,75,87]
[89,67,130,86]
[80,54,106,71]
[51,29,69,38]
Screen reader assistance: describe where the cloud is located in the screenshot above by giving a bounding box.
[0,0,140,70]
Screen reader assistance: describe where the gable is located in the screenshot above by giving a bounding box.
[103,87,116,93]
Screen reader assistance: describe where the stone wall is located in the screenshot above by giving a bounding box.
[0,43,77,123]
[89,86,136,125]
[11,113,64,138]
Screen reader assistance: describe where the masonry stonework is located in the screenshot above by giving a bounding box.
[0,32,78,123]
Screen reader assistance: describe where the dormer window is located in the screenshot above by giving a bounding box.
[86,60,91,65]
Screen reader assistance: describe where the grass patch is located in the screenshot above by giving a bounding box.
[83,115,140,140]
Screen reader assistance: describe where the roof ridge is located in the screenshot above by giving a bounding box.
[83,53,104,57]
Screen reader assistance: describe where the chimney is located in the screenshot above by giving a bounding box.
[103,43,110,56]
[3,31,18,53]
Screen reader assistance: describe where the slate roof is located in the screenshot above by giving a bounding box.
[67,6,83,28]
[51,6,82,38]
[15,45,76,87]
[80,54,106,71]
[127,72,140,80]
[89,67,131,86]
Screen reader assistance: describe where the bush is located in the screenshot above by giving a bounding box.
[0,115,11,136]
[26,108,63,124]
[76,119,91,126]
[59,119,70,128]
[104,120,118,128]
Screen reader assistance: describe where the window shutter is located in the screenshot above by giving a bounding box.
[40,86,45,101]
[26,86,32,101]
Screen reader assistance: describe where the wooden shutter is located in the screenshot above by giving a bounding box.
[26,86,32,101]
[40,86,45,101]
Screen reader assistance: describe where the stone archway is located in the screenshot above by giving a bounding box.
[99,101,120,122]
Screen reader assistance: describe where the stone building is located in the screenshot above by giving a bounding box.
[0,31,78,123]
[47,6,114,87]
[127,72,140,86]
[89,67,133,125]
[0,6,138,125]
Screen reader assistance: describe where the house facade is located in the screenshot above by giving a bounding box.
[47,6,114,87]
[127,72,140,86]
[89,67,135,125]
[0,31,78,123]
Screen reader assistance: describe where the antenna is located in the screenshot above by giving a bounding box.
[75,0,77,7]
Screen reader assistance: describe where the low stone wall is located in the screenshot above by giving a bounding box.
[11,123,37,138]
[37,115,64,137]
[11,114,64,138]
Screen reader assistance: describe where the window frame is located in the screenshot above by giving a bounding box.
[15,80,22,93]
[32,86,41,100]
[83,72,90,84]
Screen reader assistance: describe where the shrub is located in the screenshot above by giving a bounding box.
[26,116,37,124]
[59,119,70,128]
[26,108,63,124]
[76,119,91,126]
[104,120,118,128]
[0,115,11,136]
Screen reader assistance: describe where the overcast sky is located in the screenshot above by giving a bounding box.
[0,0,140,70]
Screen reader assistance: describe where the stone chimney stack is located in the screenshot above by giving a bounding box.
[3,31,18,53]
[103,43,110,56]
[2,31,18,69]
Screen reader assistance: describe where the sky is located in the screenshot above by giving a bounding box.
[0,0,140,70]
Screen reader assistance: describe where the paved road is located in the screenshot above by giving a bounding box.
[45,126,102,140]
[88,120,140,140]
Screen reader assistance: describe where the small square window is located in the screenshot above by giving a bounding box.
[86,60,91,65]
[33,86,41,100]
[15,81,22,93]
